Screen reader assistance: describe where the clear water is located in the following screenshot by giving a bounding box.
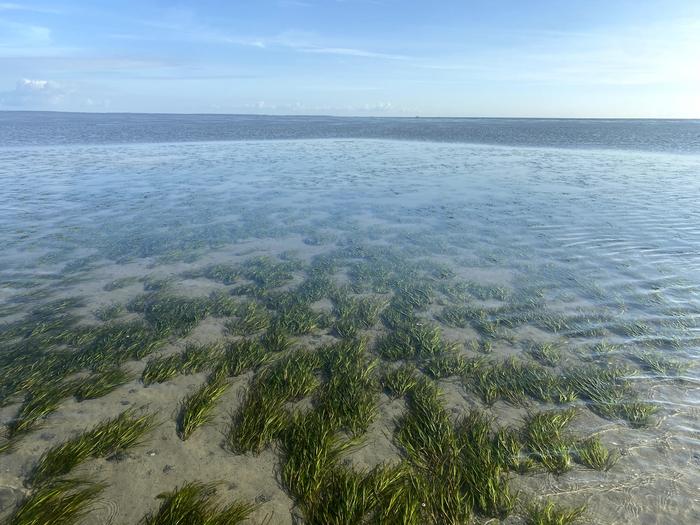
[1,112,700,154]
[0,114,699,524]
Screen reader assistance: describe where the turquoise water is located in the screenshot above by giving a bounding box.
[0,117,699,524]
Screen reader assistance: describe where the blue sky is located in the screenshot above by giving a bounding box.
[0,0,699,117]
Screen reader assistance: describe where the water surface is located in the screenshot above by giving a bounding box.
[0,114,698,524]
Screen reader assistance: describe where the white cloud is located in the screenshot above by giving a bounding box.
[234,99,409,116]
[0,78,114,110]
[0,78,64,107]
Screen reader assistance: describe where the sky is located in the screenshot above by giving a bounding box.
[0,0,699,117]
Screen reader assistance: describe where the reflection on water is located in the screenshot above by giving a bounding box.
[0,137,699,524]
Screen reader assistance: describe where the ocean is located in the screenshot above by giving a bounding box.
[0,112,698,524]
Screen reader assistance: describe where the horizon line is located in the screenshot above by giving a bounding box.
[1,110,698,121]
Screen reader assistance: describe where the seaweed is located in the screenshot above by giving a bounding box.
[208,290,239,317]
[220,339,270,377]
[128,292,210,336]
[260,324,294,353]
[525,500,585,525]
[142,343,221,386]
[522,409,577,474]
[273,302,320,335]
[225,301,270,335]
[104,276,139,291]
[8,478,106,525]
[298,466,377,525]
[240,256,300,289]
[225,387,288,454]
[295,274,335,304]
[30,409,157,485]
[1,349,77,409]
[422,352,478,379]
[279,409,356,504]
[396,379,515,520]
[93,303,124,322]
[374,323,455,362]
[319,339,379,435]
[574,436,619,471]
[258,350,321,401]
[74,367,131,401]
[525,341,562,367]
[8,381,77,437]
[466,339,493,354]
[73,321,164,369]
[381,364,419,398]
[195,263,240,285]
[464,358,575,406]
[226,348,323,452]
[563,365,656,426]
[634,351,688,376]
[177,372,230,440]
[617,400,659,428]
[139,481,256,525]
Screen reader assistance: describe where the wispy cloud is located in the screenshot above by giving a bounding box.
[254,29,411,60]
[117,17,410,61]
[0,3,61,14]
[0,18,51,45]
[300,46,408,60]
[413,17,700,88]
[277,0,312,7]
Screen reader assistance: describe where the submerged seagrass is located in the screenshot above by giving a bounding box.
[1,126,697,525]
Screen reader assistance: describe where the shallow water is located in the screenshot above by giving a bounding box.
[0,117,699,524]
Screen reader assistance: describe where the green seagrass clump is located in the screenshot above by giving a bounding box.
[375,323,456,361]
[563,365,658,427]
[273,302,321,335]
[8,381,78,437]
[177,372,230,440]
[73,321,164,369]
[226,350,320,454]
[8,478,106,525]
[208,290,239,317]
[521,408,577,474]
[139,481,257,525]
[260,323,294,352]
[280,409,356,505]
[574,436,619,471]
[225,387,288,455]
[127,292,210,336]
[395,378,516,520]
[93,303,124,322]
[526,499,585,525]
[525,341,562,367]
[224,301,270,335]
[142,343,222,386]
[381,364,419,398]
[219,339,270,377]
[319,339,379,435]
[464,358,575,406]
[75,367,131,401]
[30,409,158,485]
